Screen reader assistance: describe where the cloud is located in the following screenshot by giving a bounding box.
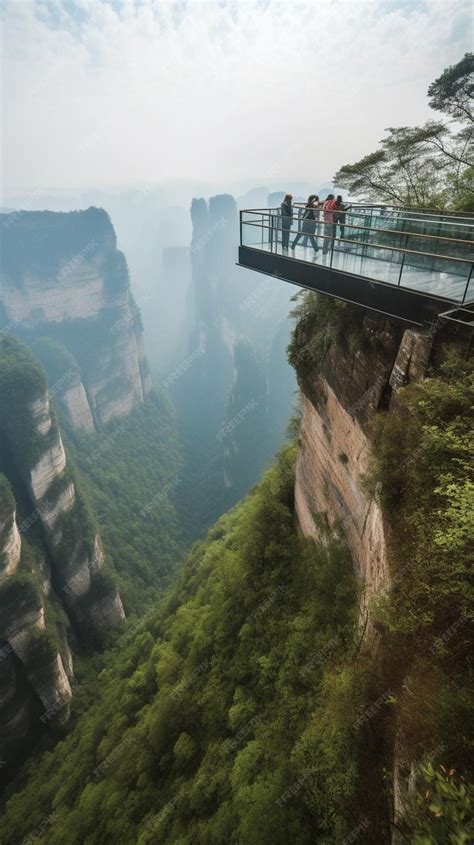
[2,0,472,196]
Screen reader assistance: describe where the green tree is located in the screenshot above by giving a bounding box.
[334,54,473,209]
[428,53,474,124]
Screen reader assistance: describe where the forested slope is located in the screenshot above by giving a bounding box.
[65,390,184,618]
[0,444,361,844]
[1,347,473,843]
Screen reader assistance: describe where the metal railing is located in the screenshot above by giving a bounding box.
[239,205,474,304]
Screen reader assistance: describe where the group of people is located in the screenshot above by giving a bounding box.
[279,193,347,254]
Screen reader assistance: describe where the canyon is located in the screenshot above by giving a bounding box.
[0,207,152,773]
[0,207,151,432]
[0,203,470,843]
[0,334,125,772]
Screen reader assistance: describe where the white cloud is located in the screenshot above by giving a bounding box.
[1,0,472,197]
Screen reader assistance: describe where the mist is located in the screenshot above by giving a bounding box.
[2,0,472,198]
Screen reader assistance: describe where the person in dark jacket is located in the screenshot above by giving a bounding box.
[334,195,347,239]
[291,195,319,252]
[280,193,293,251]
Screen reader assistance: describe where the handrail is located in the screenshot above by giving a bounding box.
[241,217,474,266]
[240,203,474,221]
[294,205,474,229]
[242,213,474,248]
[342,204,474,220]
[242,206,474,234]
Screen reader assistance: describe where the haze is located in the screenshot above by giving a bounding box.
[2,0,472,200]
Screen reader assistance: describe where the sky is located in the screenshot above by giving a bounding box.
[1,0,472,199]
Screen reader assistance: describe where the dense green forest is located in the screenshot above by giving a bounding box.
[64,390,184,618]
[2,336,473,844]
[1,444,360,844]
[1,50,472,845]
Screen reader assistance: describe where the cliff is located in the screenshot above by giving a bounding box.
[0,299,471,844]
[0,335,125,777]
[289,298,432,624]
[171,194,295,531]
[289,293,473,841]
[0,208,151,431]
[0,469,73,770]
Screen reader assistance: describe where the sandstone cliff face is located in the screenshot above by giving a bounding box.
[172,194,294,526]
[0,335,125,776]
[0,208,151,431]
[292,309,434,837]
[58,372,95,433]
[0,487,21,580]
[295,389,389,617]
[0,477,72,770]
[25,381,125,633]
[294,315,432,620]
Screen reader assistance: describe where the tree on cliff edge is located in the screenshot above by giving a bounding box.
[334,53,474,210]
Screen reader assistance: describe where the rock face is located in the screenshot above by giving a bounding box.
[293,315,432,620]
[0,475,72,769]
[0,335,125,776]
[171,194,295,530]
[0,481,21,580]
[292,308,435,836]
[0,207,151,431]
[58,372,95,433]
[295,389,389,617]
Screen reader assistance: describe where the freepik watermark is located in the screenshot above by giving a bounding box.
[56,240,98,283]
[89,424,127,462]
[20,813,56,844]
[163,347,204,389]
[48,367,76,399]
[1,188,45,231]
[93,734,134,780]
[216,399,259,442]
[245,584,286,626]
[169,658,211,700]
[353,690,394,731]
[227,715,261,755]
[0,318,18,334]
[140,475,181,518]
[0,643,13,662]
[239,278,273,313]
[144,788,187,833]
[63,553,101,600]
[19,505,44,535]
[191,217,227,254]
[40,694,69,725]
[342,818,371,844]
[117,603,156,647]
[275,767,317,808]
[431,615,469,654]
[301,634,342,673]
[110,295,148,335]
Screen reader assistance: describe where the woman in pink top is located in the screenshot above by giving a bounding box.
[322,194,337,254]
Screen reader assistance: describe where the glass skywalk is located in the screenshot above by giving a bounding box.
[240,205,474,308]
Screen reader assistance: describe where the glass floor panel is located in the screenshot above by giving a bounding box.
[248,240,471,303]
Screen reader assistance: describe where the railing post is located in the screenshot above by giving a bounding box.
[397,252,406,287]
[330,226,335,268]
[430,221,441,272]
[240,211,242,247]
[397,233,409,284]
[462,262,473,304]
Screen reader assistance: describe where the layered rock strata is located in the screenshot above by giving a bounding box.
[294,318,432,619]
[0,207,152,431]
[0,334,125,772]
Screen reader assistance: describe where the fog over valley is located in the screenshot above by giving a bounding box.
[0,2,473,844]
